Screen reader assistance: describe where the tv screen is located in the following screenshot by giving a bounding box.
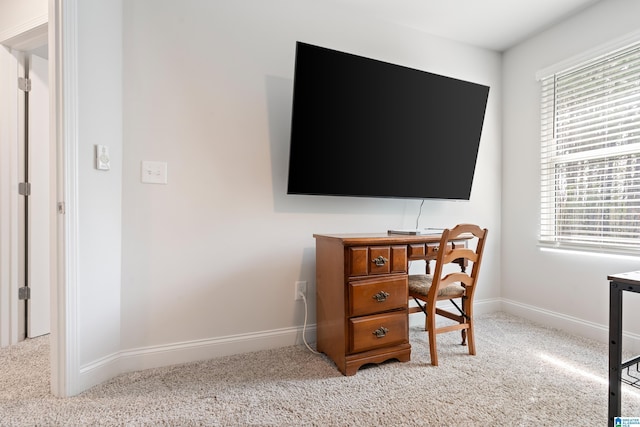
[287,42,490,200]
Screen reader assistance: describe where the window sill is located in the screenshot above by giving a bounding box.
[538,242,640,260]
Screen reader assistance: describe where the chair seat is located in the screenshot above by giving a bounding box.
[408,274,465,298]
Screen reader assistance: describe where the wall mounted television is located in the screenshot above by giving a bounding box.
[287,42,490,201]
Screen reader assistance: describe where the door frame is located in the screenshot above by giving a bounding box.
[49,0,80,397]
[0,44,21,348]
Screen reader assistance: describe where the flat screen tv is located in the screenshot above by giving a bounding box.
[287,42,490,200]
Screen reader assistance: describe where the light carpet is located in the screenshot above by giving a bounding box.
[1,312,640,426]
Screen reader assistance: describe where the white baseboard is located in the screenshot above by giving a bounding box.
[79,299,500,390]
[79,299,501,390]
[78,324,317,391]
[409,297,640,355]
[78,296,639,392]
[501,298,640,354]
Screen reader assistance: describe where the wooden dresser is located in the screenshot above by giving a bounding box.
[313,232,445,375]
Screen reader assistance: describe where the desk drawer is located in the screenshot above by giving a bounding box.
[408,243,455,260]
[347,246,407,276]
[348,276,407,317]
[349,311,407,354]
[408,244,426,258]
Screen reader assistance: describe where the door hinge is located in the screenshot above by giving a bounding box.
[18,77,31,92]
[18,182,31,196]
[19,286,30,300]
[57,202,65,214]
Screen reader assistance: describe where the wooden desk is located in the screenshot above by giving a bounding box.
[313,232,464,375]
[608,271,640,426]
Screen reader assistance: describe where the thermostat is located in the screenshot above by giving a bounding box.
[95,145,110,171]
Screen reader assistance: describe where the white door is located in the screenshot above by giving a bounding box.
[26,52,50,338]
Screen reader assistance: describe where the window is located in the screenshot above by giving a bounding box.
[539,42,640,255]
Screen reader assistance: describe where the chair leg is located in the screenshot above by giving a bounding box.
[463,296,475,356]
[461,329,467,346]
[426,303,438,366]
[467,322,476,356]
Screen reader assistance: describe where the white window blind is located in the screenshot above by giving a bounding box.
[540,42,640,255]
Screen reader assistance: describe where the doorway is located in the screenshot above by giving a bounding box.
[1,5,74,397]
[0,26,51,346]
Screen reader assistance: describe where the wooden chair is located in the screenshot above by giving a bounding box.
[408,224,488,366]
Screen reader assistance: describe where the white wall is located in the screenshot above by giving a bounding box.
[502,0,640,349]
[0,0,46,37]
[113,0,501,372]
[75,0,122,371]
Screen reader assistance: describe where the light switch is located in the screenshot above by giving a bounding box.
[141,161,168,184]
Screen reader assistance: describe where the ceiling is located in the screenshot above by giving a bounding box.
[340,0,602,51]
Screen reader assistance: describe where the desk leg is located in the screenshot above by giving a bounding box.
[609,281,623,426]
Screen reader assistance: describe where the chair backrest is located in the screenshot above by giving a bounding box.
[429,224,488,300]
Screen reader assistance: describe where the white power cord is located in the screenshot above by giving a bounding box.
[300,292,320,354]
[415,199,425,229]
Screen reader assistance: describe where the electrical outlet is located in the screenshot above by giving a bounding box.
[294,281,307,301]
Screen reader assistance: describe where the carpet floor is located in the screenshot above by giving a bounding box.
[1,312,640,426]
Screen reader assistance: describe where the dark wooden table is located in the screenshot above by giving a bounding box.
[608,271,640,426]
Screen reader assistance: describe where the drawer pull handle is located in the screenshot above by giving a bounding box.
[372,326,389,338]
[433,246,439,252]
[372,256,389,266]
[372,291,390,302]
